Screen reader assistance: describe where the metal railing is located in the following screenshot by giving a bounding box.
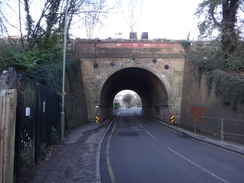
[14,76,61,179]
[173,114,244,143]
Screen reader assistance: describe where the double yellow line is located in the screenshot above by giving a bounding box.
[106,118,117,183]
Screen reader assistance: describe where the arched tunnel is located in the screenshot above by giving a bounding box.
[100,67,169,119]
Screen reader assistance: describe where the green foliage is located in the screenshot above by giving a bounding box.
[0,35,78,93]
[25,60,63,92]
[20,140,34,175]
[187,41,244,72]
[195,0,242,40]
[51,126,60,145]
[187,41,244,110]
[213,70,244,109]
[113,103,121,110]
[30,58,78,92]
[222,43,244,71]
[122,93,133,108]
[0,48,38,70]
[0,33,62,72]
[0,33,68,92]
[38,143,47,161]
[195,0,222,39]
[37,33,62,59]
[181,40,191,53]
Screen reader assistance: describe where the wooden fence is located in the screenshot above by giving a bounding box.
[0,89,17,183]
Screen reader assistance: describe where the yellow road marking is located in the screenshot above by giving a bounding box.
[106,120,117,183]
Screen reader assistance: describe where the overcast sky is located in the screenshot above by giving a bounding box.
[74,0,203,40]
[3,0,203,40]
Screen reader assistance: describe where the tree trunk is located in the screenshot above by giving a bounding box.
[221,0,239,54]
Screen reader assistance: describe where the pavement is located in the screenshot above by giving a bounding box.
[154,119,244,156]
[64,120,112,183]
[24,121,111,183]
[27,115,244,183]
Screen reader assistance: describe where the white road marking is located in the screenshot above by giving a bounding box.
[131,127,141,131]
[138,123,143,128]
[168,147,229,183]
[146,130,157,140]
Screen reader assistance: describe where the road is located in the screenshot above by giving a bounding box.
[100,108,244,183]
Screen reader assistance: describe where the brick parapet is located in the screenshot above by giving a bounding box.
[74,40,185,58]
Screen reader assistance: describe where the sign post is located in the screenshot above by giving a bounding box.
[61,0,69,144]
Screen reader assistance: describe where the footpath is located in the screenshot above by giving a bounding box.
[23,121,110,183]
[155,120,244,156]
[24,117,244,183]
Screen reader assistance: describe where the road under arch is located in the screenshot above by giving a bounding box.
[100,67,169,119]
[77,40,185,122]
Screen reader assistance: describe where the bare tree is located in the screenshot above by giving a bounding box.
[122,93,133,108]
[195,0,243,54]
[118,0,143,33]
[0,10,7,37]
[0,0,111,48]
[79,0,110,38]
[0,1,15,37]
[131,93,141,107]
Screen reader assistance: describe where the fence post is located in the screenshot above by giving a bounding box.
[220,118,224,141]
[0,89,17,183]
[178,114,181,127]
[194,116,197,133]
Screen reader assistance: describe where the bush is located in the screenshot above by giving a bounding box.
[187,41,244,110]
[0,33,62,73]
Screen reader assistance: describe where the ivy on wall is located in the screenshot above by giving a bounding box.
[25,57,79,93]
[206,70,244,109]
[184,41,244,110]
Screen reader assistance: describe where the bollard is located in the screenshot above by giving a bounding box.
[170,115,175,124]
[194,117,197,133]
[95,116,100,123]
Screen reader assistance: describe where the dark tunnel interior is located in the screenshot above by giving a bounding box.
[100,67,168,117]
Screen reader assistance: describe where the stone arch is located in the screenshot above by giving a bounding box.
[99,67,169,120]
[78,41,185,122]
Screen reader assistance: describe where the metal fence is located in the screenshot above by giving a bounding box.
[14,76,61,180]
[173,114,244,143]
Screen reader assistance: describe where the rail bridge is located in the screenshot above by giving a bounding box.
[74,40,185,121]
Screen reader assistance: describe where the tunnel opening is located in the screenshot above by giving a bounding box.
[113,90,142,110]
[100,67,169,120]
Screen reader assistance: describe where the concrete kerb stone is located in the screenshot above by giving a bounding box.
[152,118,244,156]
[62,116,113,183]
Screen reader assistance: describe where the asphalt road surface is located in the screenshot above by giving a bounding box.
[100,107,244,183]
